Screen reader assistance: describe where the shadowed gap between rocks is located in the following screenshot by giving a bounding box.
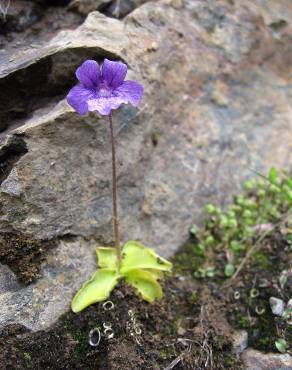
[0,135,27,185]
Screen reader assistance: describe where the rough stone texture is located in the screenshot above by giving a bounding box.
[0,0,291,331]
[242,349,292,370]
[68,0,150,18]
[0,238,96,331]
[68,0,112,15]
[232,330,248,355]
[269,296,285,316]
[0,0,39,34]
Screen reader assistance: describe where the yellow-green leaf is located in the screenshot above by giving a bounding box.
[146,269,164,280]
[96,247,117,269]
[71,269,120,313]
[120,241,172,274]
[125,269,163,302]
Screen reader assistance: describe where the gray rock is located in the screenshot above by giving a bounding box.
[242,349,292,370]
[270,297,285,316]
[69,0,150,18]
[68,0,112,15]
[0,0,40,33]
[0,237,96,331]
[232,330,248,355]
[0,0,291,331]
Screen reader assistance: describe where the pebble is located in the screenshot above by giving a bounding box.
[232,330,248,355]
[269,297,285,316]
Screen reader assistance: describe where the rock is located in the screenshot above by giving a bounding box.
[105,0,151,18]
[68,0,112,16]
[0,237,96,331]
[0,1,41,34]
[270,297,285,316]
[177,326,186,336]
[242,349,292,370]
[0,0,291,331]
[232,330,248,355]
[58,0,151,18]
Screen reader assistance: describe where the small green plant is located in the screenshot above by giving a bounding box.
[188,168,292,278]
[67,59,172,312]
[72,241,172,312]
[194,266,216,278]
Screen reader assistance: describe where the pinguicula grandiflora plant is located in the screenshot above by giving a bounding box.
[66,59,172,313]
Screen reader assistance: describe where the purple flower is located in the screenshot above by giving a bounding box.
[66,59,144,116]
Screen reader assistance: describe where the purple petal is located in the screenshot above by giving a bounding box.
[66,85,94,115]
[102,59,127,89]
[76,60,100,88]
[87,96,127,116]
[113,80,144,107]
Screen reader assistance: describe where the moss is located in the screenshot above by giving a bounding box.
[190,291,197,304]
[174,242,205,274]
[0,232,56,284]
[23,351,31,367]
[251,252,273,269]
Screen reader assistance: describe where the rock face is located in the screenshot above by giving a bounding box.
[0,238,96,331]
[0,0,291,331]
[242,349,292,370]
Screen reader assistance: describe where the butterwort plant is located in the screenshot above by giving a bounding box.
[67,59,172,313]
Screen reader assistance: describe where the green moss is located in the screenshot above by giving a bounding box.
[224,354,242,368]
[23,352,31,367]
[251,252,272,269]
[174,242,205,274]
[190,291,197,304]
[183,169,292,279]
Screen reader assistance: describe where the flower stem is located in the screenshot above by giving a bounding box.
[108,113,122,270]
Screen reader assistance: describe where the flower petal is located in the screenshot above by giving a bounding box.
[113,80,144,107]
[66,85,94,115]
[87,96,127,115]
[102,59,127,88]
[76,60,100,88]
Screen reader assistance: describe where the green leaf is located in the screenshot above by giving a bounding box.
[205,267,216,277]
[96,247,117,269]
[224,263,235,277]
[190,224,198,235]
[145,269,164,279]
[71,269,120,313]
[269,167,278,184]
[205,204,216,214]
[125,269,163,302]
[120,241,172,274]
[275,338,287,353]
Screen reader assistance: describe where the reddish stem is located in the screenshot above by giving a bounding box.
[108,113,121,270]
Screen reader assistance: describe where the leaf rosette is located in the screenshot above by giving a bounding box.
[71,241,172,313]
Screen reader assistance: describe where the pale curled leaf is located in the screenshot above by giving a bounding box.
[275,338,287,353]
[125,269,163,302]
[71,269,120,313]
[120,241,172,274]
[96,247,117,269]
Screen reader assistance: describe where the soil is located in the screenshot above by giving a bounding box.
[225,229,292,352]
[0,276,243,370]
[0,232,56,284]
[1,223,290,369]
